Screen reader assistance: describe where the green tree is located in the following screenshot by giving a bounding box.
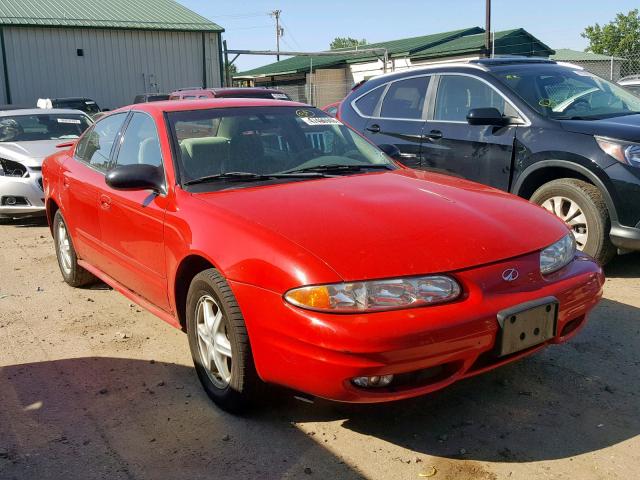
[582,9,640,56]
[330,37,367,50]
[226,62,238,77]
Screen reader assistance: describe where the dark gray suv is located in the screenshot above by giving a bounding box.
[339,58,640,264]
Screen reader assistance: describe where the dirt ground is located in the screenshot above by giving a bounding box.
[0,217,638,480]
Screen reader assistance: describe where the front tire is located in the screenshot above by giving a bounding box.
[53,211,96,287]
[530,178,616,265]
[186,268,261,413]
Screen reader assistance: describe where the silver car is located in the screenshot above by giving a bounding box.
[0,109,93,219]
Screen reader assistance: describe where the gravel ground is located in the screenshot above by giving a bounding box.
[1,218,639,480]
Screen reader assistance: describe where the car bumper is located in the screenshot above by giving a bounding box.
[229,252,603,403]
[0,174,45,218]
[610,222,640,251]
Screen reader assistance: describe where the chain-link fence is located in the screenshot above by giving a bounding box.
[563,52,640,84]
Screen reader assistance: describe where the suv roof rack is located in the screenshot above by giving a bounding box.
[470,56,557,66]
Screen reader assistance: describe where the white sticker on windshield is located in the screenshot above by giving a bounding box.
[57,118,81,124]
[271,93,288,99]
[300,117,343,126]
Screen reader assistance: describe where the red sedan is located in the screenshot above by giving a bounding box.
[42,99,604,412]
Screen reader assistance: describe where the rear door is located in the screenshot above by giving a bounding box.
[98,112,169,311]
[60,113,127,266]
[421,73,523,190]
[359,76,430,169]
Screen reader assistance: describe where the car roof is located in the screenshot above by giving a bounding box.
[52,97,95,101]
[0,108,89,116]
[117,98,309,114]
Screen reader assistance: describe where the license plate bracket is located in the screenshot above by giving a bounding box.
[496,297,558,357]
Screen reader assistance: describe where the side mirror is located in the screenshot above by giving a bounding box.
[466,108,509,126]
[106,164,164,192]
[378,143,402,160]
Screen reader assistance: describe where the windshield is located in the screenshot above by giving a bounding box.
[490,66,640,120]
[53,99,101,114]
[167,106,394,188]
[0,114,93,142]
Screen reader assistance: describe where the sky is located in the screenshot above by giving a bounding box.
[180,0,639,71]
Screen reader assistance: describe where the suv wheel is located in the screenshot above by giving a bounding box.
[530,178,616,265]
[53,210,96,287]
[186,268,262,413]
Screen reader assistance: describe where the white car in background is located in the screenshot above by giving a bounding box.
[0,108,93,219]
[618,75,640,96]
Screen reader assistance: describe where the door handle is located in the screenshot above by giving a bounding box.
[99,194,112,210]
[424,130,443,140]
[365,124,381,134]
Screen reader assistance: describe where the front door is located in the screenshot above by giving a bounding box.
[421,74,521,190]
[362,76,430,169]
[98,112,169,311]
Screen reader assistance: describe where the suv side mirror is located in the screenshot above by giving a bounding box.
[106,164,164,192]
[378,143,402,160]
[466,108,509,126]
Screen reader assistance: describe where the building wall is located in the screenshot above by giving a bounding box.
[0,26,222,108]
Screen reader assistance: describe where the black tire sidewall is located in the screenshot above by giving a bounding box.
[186,271,251,411]
[530,179,610,262]
[53,211,80,285]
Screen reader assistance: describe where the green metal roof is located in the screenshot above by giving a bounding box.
[237,27,483,77]
[411,29,554,59]
[0,0,223,31]
[551,49,625,62]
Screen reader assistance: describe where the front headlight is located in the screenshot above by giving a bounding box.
[284,275,461,313]
[540,234,576,275]
[595,136,640,168]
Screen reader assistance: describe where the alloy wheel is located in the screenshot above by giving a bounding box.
[195,294,233,389]
[57,221,73,275]
[541,196,588,249]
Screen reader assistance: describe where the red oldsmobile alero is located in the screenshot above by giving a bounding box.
[42,98,604,412]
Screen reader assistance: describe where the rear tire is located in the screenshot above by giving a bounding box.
[53,210,96,287]
[186,268,262,413]
[530,178,616,265]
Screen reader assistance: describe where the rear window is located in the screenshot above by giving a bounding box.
[380,77,429,119]
[354,86,384,116]
[0,113,93,142]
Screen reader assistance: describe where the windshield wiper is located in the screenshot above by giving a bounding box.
[183,171,328,186]
[284,164,394,174]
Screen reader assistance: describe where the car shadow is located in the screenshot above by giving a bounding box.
[0,357,363,480]
[604,251,640,278]
[283,298,640,463]
[0,216,48,228]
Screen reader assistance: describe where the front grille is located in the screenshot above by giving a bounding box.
[0,158,28,177]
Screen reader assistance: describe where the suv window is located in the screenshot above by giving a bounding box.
[380,77,429,119]
[75,113,126,172]
[435,75,510,122]
[354,86,384,116]
[115,112,163,168]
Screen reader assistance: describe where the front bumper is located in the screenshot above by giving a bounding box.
[0,173,45,218]
[230,252,604,403]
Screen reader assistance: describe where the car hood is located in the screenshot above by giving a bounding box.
[0,140,64,167]
[196,170,569,281]
[560,114,640,142]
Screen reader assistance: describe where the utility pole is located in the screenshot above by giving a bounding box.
[270,10,284,61]
[485,0,492,58]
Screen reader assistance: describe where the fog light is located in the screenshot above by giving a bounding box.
[5,196,16,205]
[352,375,394,388]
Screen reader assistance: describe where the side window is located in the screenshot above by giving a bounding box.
[380,77,430,119]
[434,75,510,122]
[114,112,163,168]
[354,86,384,116]
[76,113,126,172]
